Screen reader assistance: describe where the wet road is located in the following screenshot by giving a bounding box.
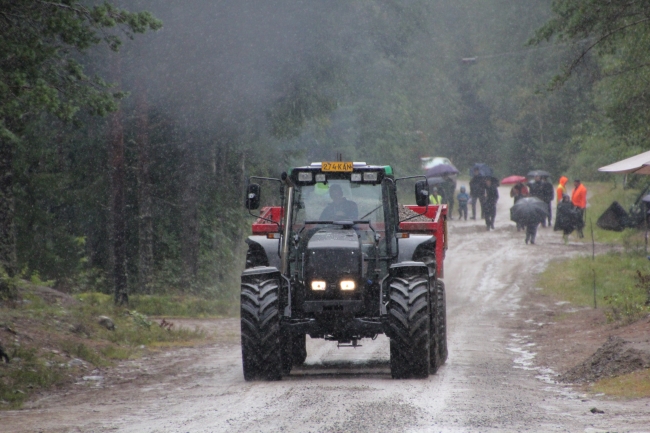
[4,186,650,432]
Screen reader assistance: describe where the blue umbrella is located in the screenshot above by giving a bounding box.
[470,163,493,178]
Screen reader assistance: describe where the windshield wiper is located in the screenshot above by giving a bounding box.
[360,204,383,220]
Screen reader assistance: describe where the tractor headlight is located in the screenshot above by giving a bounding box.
[340,280,356,291]
[311,280,326,291]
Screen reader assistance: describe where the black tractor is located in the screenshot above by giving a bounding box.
[241,161,447,380]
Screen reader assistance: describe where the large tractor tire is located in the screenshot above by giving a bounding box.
[436,279,448,363]
[388,274,430,379]
[240,276,283,381]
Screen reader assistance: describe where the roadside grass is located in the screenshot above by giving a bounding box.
[591,369,650,399]
[128,294,237,317]
[538,251,650,312]
[0,285,212,409]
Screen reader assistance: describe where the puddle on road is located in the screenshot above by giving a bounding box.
[507,333,586,400]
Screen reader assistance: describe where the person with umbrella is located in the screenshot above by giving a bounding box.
[483,177,499,230]
[441,174,456,219]
[510,182,529,204]
[510,196,548,244]
[541,177,554,227]
[509,182,529,231]
[469,167,484,220]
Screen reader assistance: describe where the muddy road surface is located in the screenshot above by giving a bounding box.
[4,186,650,432]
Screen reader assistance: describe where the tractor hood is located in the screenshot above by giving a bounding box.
[307,228,360,251]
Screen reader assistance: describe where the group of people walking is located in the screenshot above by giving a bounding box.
[510,175,588,244]
[428,167,588,244]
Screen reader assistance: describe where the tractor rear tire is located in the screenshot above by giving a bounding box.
[240,276,283,381]
[388,274,430,379]
[436,279,448,364]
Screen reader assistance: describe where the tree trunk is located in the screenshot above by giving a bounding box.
[136,86,154,294]
[110,56,128,306]
[180,139,200,289]
[0,135,16,282]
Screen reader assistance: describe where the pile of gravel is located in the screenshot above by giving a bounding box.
[560,336,650,383]
[398,206,433,222]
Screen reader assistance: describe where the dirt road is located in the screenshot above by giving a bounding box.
[3,186,650,432]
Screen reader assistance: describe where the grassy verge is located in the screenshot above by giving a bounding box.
[0,285,220,409]
[538,251,650,312]
[591,369,650,398]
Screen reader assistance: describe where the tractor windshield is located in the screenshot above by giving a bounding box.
[293,180,385,225]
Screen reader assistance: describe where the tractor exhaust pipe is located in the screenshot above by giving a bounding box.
[280,172,295,275]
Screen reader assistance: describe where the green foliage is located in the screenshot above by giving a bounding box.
[0,0,162,133]
[531,0,650,177]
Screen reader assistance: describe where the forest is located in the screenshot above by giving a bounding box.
[1,0,649,303]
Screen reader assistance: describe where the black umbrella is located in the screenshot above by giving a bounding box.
[527,170,551,178]
[426,163,459,178]
[470,163,493,178]
[510,197,548,224]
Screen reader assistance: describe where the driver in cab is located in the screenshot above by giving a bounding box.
[319,184,359,221]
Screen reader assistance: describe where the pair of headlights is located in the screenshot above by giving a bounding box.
[311,280,356,291]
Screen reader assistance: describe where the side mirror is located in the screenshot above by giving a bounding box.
[415,180,428,206]
[246,183,261,210]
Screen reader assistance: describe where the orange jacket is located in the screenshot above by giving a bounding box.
[571,182,587,209]
[556,176,568,202]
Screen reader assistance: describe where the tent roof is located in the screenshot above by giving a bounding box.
[598,150,650,174]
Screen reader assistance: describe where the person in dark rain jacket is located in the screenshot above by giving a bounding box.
[540,177,554,227]
[441,175,456,219]
[483,177,499,230]
[469,168,484,220]
[527,175,545,226]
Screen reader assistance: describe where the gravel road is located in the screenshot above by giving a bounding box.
[3,186,650,432]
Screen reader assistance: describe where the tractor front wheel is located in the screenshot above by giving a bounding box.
[388,274,430,379]
[240,276,283,381]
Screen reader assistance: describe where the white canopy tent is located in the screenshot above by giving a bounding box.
[598,150,650,175]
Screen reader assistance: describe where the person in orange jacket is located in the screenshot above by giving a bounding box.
[556,176,568,203]
[571,179,587,238]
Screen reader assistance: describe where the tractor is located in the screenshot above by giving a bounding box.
[241,161,447,380]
